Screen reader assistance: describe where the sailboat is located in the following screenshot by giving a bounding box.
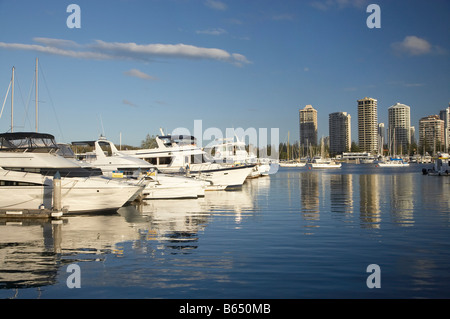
[307,138,341,169]
[279,132,305,167]
[375,128,409,167]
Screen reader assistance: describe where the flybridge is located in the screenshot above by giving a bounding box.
[0,132,59,152]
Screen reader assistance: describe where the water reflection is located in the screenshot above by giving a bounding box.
[329,174,354,215]
[359,174,381,228]
[1,167,450,298]
[0,220,62,290]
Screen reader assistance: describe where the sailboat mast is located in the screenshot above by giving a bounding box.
[35,58,38,132]
[11,66,14,133]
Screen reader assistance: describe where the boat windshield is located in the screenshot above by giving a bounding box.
[160,135,197,147]
[0,132,59,152]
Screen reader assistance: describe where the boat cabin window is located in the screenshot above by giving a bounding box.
[190,154,209,164]
[159,156,172,165]
[0,180,44,186]
[144,156,172,165]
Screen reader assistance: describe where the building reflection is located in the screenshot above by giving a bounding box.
[299,171,320,234]
[389,174,414,226]
[359,174,381,228]
[329,174,354,215]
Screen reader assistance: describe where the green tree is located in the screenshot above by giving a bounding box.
[141,134,158,149]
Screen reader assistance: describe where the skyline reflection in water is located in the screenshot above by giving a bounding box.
[1,163,450,298]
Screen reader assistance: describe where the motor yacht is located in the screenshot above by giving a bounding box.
[70,136,208,199]
[375,158,410,167]
[0,132,144,213]
[207,137,275,178]
[121,134,255,190]
[306,156,342,169]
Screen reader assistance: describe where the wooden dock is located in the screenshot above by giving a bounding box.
[0,209,64,219]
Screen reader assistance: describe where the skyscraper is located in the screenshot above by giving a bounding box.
[419,115,445,155]
[388,103,411,154]
[357,97,378,153]
[299,105,318,147]
[439,104,450,152]
[378,123,386,153]
[329,112,351,155]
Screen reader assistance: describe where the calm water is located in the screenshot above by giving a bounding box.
[1,163,450,299]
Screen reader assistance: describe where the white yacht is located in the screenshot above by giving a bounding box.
[0,132,144,213]
[207,137,274,178]
[306,138,341,169]
[375,158,409,167]
[121,134,255,190]
[70,136,209,199]
[279,161,306,168]
[307,156,342,169]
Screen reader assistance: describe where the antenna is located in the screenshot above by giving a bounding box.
[35,57,38,132]
[11,66,15,132]
[97,114,105,137]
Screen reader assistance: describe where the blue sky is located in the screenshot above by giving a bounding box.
[0,0,448,147]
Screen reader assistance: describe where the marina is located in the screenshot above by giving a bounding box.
[0,1,448,304]
[1,163,450,299]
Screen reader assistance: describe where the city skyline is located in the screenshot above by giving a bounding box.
[0,1,448,147]
[298,99,450,155]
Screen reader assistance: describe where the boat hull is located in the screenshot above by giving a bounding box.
[189,164,255,190]
[142,174,208,199]
[0,170,143,213]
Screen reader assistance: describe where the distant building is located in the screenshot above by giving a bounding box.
[439,104,450,152]
[357,97,378,153]
[419,115,445,155]
[410,126,416,145]
[329,112,351,155]
[299,105,318,147]
[388,103,411,154]
[378,123,385,153]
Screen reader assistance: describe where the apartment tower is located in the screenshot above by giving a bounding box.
[329,112,351,156]
[419,115,445,155]
[299,105,318,147]
[388,103,411,154]
[439,104,450,152]
[357,97,378,153]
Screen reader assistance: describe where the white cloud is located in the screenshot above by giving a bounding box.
[272,14,295,21]
[123,99,137,107]
[124,69,157,80]
[196,28,227,36]
[310,0,368,10]
[0,37,251,66]
[204,0,227,11]
[391,36,432,56]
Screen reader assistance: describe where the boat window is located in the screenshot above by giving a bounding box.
[0,180,44,186]
[159,156,172,165]
[190,154,208,164]
[144,158,158,165]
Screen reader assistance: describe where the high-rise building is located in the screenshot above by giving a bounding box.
[439,104,450,152]
[388,103,411,154]
[419,115,445,155]
[357,97,378,152]
[410,126,416,145]
[299,105,318,147]
[329,112,351,155]
[378,123,386,153]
